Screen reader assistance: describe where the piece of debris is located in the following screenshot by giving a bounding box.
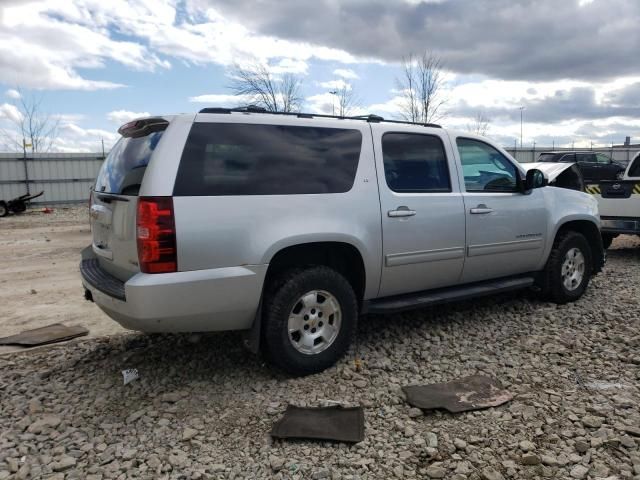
[0,323,88,347]
[402,375,513,413]
[122,368,140,385]
[271,405,364,443]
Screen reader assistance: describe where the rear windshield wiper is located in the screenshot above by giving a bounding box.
[96,192,130,203]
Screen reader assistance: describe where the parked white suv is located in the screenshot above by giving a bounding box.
[81,108,604,375]
[588,151,640,247]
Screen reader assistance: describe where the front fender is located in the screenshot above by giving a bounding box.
[538,188,601,270]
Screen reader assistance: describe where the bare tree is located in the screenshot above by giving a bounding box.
[395,51,448,124]
[467,111,491,136]
[0,89,59,153]
[331,84,362,117]
[228,63,303,113]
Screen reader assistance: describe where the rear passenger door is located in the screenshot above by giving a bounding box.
[372,126,466,297]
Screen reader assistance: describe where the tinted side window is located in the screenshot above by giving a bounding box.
[596,153,611,164]
[95,131,164,195]
[579,153,597,163]
[382,133,451,193]
[456,138,518,192]
[174,123,362,196]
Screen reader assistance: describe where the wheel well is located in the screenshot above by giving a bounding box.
[265,242,366,304]
[555,220,604,273]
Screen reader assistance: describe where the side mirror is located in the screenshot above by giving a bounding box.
[524,169,547,191]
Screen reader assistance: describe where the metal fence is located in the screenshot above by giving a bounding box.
[0,152,104,205]
[505,147,640,165]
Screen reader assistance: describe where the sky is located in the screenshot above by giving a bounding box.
[0,0,639,152]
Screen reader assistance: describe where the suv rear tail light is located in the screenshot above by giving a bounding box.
[136,197,177,273]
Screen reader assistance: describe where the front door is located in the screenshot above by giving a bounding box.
[595,153,620,180]
[453,137,548,283]
[373,126,466,297]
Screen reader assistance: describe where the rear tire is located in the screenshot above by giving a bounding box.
[262,266,358,376]
[601,233,617,250]
[541,231,593,304]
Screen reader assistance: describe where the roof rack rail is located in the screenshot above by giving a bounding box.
[197,106,441,128]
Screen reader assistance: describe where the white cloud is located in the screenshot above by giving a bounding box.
[0,112,119,153]
[107,110,151,124]
[365,95,406,116]
[0,1,169,90]
[188,94,252,106]
[333,68,359,80]
[52,124,119,152]
[0,102,23,123]
[270,58,309,75]
[0,1,364,91]
[317,79,350,91]
[306,92,367,116]
[5,89,20,99]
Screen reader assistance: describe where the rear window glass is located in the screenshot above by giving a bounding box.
[94,131,164,195]
[173,123,362,196]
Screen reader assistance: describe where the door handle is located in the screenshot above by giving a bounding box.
[470,204,494,214]
[388,206,416,218]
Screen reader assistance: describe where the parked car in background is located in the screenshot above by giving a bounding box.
[587,151,640,248]
[538,151,625,182]
[81,108,604,375]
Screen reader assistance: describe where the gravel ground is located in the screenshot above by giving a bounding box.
[1,236,640,479]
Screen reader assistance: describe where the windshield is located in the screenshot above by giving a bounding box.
[628,155,640,177]
[95,130,164,195]
[538,153,557,162]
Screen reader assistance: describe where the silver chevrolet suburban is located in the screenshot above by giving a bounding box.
[81,108,604,375]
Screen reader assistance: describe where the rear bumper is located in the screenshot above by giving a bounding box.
[80,249,267,332]
[600,216,640,235]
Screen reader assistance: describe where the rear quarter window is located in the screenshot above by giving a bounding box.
[173,123,362,196]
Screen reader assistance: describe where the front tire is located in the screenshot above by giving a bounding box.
[262,266,358,376]
[541,231,593,304]
[0,202,7,217]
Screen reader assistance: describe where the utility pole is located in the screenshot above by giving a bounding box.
[519,106,525,148]
[552,139,555,150]
[22,138,31,195]
[101,138,105,159]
